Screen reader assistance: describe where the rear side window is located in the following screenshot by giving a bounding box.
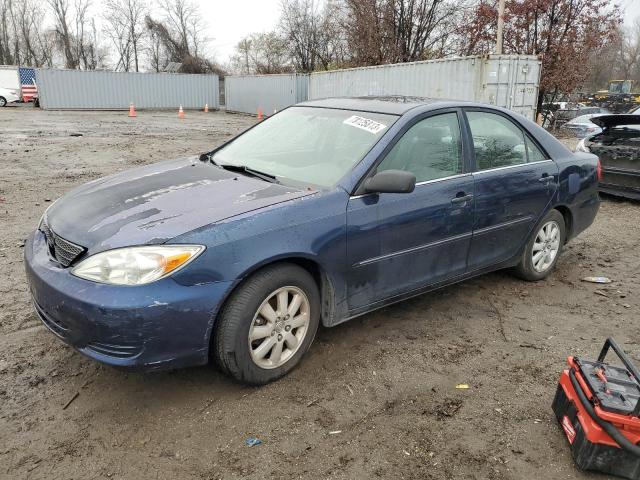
[525,135,547,162]
[377,112,463,183]
[467,111,527,170]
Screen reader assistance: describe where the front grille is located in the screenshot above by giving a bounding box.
[40,217,85,267]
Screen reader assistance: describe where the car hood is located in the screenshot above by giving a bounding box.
[590,115,640,129]
[46,157,315,253]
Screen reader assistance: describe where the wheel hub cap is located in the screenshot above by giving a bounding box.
[248,286,311,369]
[532,220,560,273]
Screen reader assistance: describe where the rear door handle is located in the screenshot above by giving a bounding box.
[538,174,553,183]
[451,194,473,204]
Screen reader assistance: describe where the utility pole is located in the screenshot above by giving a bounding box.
[496,0,506,54]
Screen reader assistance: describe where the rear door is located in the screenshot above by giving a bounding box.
[464,109,558,271]
[346,110,475,311]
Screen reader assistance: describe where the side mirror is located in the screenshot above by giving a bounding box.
[364,170,416,194]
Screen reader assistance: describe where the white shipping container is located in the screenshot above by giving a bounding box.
[0,65,20,90]
[36,69,219,110]
[224,74,309,115]
[309,55,541,120]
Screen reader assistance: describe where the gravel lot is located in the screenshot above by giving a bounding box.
[1,106,639,480]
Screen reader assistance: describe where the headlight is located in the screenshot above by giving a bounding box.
[575,138,590,153]
[71,245,204,285]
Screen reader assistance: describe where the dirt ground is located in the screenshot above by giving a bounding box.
[1,106,639,480]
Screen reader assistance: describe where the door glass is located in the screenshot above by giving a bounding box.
[467,111,527,170]
[525,135,548,162]
[377,113,463,183]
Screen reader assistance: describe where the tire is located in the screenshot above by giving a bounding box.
[0,97,6,107]
[213,263,321,385]
[514,209,566,281]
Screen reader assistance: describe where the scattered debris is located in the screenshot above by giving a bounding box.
[519,343,544,350]
[582,276,612,284]
[487,296,508,342]
[345,384,354,396]
[328,430,342,435]
[69,133,83,137]
[433,399,463,418]
[455,384,470,389]
[306,398,319,407]
[62,392,79,410]
[593,290,609,297]
[245,437,262,446]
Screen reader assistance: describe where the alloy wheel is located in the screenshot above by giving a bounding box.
[248,286,310,369]
[532,220,560,272]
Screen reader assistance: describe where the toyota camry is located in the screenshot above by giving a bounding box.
[25,97,601,385]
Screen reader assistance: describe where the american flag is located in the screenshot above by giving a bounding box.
[19,67,38,102]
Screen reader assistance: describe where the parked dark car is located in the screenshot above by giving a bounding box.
[25,97,601,385]
[576,115,640,200]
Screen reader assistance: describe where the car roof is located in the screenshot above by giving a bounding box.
[297,96,470,115]
[297,95,573,160]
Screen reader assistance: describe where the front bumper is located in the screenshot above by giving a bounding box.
[24,230,233,371]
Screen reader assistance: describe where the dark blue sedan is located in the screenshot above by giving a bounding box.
[25,97,601,385]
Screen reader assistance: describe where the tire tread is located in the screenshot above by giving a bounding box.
[212,263,319,385]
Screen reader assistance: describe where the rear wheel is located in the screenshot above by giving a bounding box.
[514,209,565,281]
[0,97,7,107]
[213,263,320,385]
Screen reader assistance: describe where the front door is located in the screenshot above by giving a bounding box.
[463,109,558,271]
[346,111,475,312]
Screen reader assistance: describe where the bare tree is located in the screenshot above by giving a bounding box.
[47,0,107,70]
[48,0,76,68]
[0,0,13,64]
[1,0,54,66]
[279,0,346,72]
[103,0,147,71]
[230,32,292,74]
[616,19,640,84]
[345,0,460,66]
[145,0,222,74]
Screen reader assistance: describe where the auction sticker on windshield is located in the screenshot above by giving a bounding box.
[343,115,387,134]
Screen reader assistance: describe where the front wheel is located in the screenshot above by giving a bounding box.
[514,209,566,281]
[0,97,7,107]
[213,263,320,385]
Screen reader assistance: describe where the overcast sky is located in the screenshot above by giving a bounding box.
[199,0,282,64]
[200,0,640,64]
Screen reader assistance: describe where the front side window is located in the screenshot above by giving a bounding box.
[467,111,527,170]
[376,112,463,183]
[212,106,397,188]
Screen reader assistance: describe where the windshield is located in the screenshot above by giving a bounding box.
[212,106,397,188]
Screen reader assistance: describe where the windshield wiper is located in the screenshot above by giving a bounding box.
[199,152,279,184]
[218,163,279,184]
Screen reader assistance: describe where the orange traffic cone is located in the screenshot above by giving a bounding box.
[257,107,263,120]
[128,103,137,117]
[204,103,209,113]
[178,105,185,119]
